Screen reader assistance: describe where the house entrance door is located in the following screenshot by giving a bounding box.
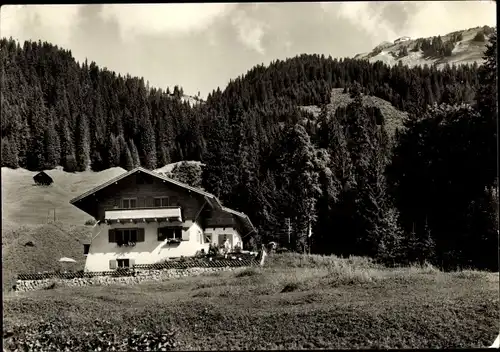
[218,234,233,250]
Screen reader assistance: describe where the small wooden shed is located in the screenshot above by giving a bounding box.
[33,171,53,186]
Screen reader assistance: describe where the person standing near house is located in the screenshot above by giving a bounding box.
[224,238,231,255]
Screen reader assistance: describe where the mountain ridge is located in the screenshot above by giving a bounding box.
[354,25,494,69]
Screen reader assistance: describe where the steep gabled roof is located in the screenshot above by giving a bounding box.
[70,167,216,204]
[69,167,255,234]
[33,171,53,181]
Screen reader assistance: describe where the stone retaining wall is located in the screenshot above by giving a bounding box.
[14,266,243,292]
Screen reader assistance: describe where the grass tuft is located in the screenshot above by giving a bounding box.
[234,267,262,278]
[281,282,300,293]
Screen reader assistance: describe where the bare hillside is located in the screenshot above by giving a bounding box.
[354,26,493,69]
[300,88,408,137]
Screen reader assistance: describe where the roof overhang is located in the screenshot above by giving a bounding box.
[69,166,257,235]
[221,206,257,236]
[70,167,216,205]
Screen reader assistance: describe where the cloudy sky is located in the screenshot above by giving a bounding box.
[0,2,496,98]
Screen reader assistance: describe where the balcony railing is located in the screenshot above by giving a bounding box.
[105,206,182,222]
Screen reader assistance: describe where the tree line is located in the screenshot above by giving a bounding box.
[1,32,497,271]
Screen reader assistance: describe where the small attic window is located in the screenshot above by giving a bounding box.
[137,174,153,185]
[83,244,90,255]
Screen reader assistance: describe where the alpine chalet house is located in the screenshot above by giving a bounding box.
[70,167,255,272]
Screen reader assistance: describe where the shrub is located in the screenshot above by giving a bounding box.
[84,219,96,226]
[281,282,300,293]
[473,31,485,42]
[63,154,78,173]
[3,319,178,352]
[235,268,261,278]
[208,244,219,256]
[44,281,57,290]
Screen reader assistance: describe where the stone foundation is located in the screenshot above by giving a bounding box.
[14,266,242,292]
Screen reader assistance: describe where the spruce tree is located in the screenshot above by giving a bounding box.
[26,85,48,171]
[1,137,19,168]
[139,106,157,170]
[44,108,60,169]
[128,139,141,168]
[106,134,121,168]
[75,113,90,171]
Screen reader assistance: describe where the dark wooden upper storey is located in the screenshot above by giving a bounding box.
[70,167,256,236]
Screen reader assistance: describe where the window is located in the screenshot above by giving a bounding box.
[153,197,169,208]
[109,228,145,245]
[122,198,137,209]
[116,229,137,246]
[158,227,182,241]
[109,258,135,270]
[117,259,130,268]
[83,244,90,255]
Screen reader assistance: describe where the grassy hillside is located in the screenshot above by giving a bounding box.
[300,88,408,137]
[2,223,91,290]
[1,167,126,226]
[3,253,499,350]
[1,166,124,290]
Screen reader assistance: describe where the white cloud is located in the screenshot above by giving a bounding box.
[0,4,234,44]
[231,10,267,54]
[402,1,497,39]
[0,5,80,46]
[99,4,234,39]
[322,2,398,43]
[321,1,496,46]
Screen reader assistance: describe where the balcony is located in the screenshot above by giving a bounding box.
[105,206,182,223]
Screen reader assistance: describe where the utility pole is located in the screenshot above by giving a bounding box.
[285,217,291,248]
[307,220,312,255]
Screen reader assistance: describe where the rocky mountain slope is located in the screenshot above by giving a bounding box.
[354,26,494,69]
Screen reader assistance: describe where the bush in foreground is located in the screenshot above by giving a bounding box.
[3,319,177,351]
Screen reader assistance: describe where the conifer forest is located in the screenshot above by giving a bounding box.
[1,32,498,271]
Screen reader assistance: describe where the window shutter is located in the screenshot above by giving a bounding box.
[146,197,153,207]
[181,228,190,241]
[109,259,117,269]
[170,196,178,205]
[154,198,161,208]
[114,198,120,208]
[158,228,166,241]
[138,197,145,208]
[108,229,116,243]
[137,228,145,242]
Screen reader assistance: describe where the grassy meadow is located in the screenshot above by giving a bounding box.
[3,253,499,350]
[1,167,498,349]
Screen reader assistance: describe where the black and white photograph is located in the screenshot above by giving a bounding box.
[1,1,498,350]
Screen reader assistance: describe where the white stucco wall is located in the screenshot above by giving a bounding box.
[85,220,210,272]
